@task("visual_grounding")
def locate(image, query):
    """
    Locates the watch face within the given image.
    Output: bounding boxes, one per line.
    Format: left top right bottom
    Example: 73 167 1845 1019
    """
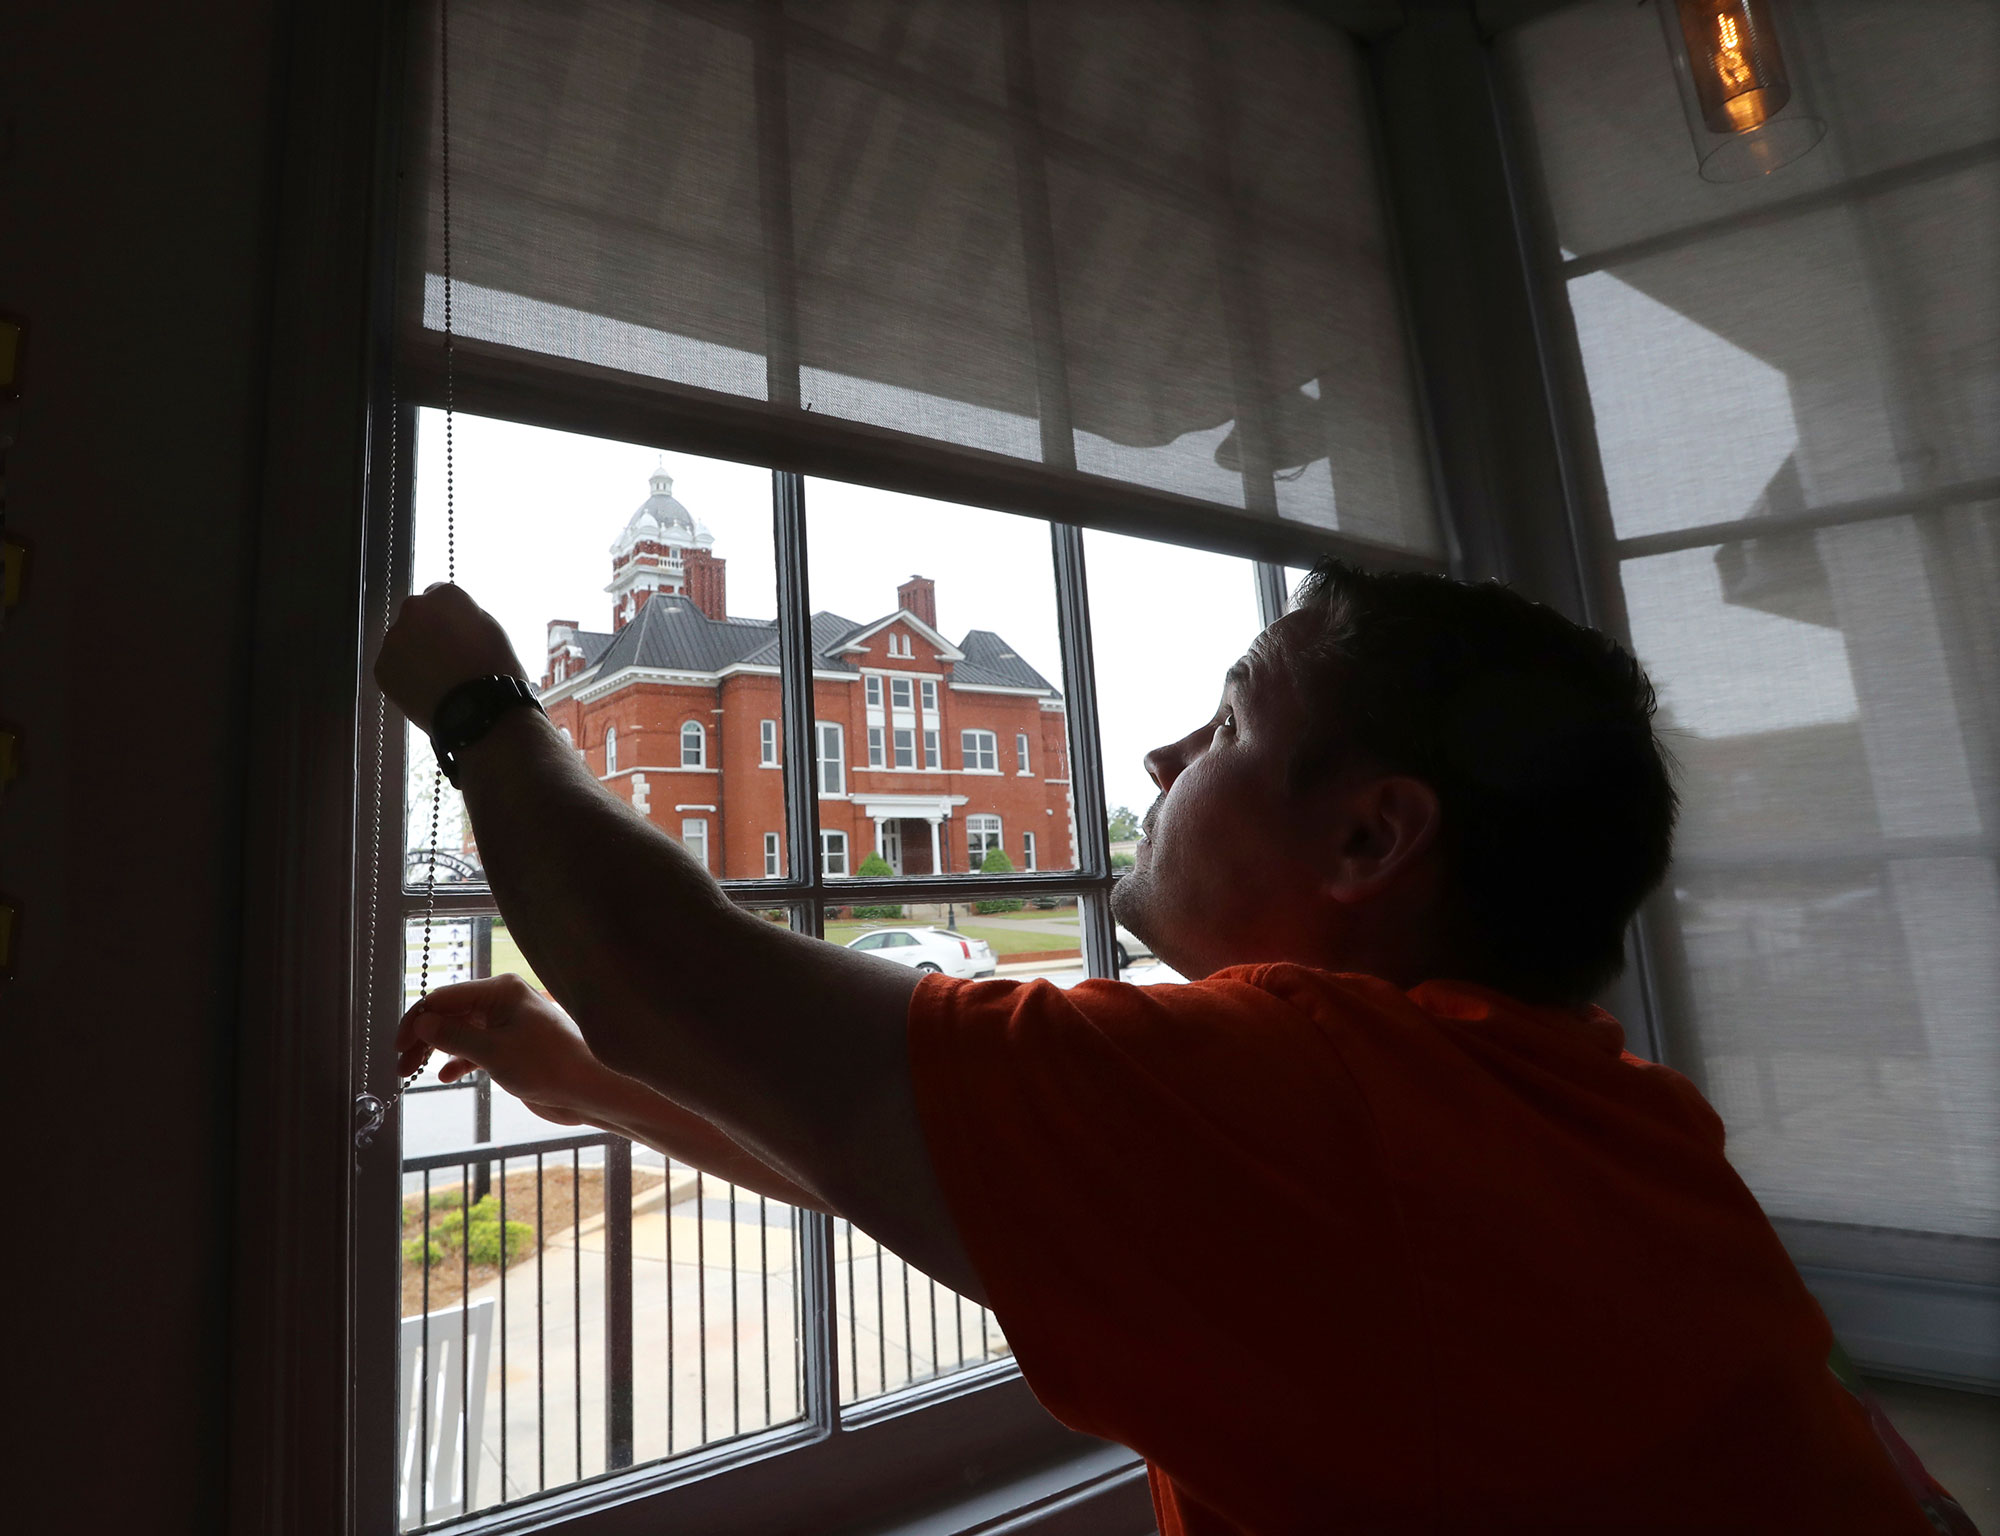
434 676 504 744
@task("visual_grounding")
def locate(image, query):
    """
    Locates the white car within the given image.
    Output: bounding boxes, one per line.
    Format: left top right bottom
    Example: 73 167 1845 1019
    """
1113 924 1154 969
846 926 997 979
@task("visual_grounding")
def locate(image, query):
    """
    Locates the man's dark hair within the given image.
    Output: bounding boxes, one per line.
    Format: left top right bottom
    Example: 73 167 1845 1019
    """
1288 559 1677 1007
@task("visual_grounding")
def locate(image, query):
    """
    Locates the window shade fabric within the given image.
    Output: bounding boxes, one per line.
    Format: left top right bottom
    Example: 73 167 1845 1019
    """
402 0 1439 558
1501 2 1998 1278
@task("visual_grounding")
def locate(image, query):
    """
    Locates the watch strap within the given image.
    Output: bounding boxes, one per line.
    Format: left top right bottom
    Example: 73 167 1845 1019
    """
430 674 545 786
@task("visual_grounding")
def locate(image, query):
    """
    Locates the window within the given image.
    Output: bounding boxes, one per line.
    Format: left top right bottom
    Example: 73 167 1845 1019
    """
865 675 882 709
760 718 778 766
359 0 1446 1502
1023 831 1036 871
604 725 617 774
819 829 849 877
890 677 913 711
966 815 1002 865
867 725 884 768
960 729 997 772
558 725 573 747
1016 732 1031 773
816 722 844 796
893 728 916 769
681 817 708 870
680 720 705 768
763 831 780 877
1494 5 1998 1381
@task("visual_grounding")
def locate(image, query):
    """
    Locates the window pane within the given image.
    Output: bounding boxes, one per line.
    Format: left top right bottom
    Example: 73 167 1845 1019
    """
1085 530 1263 874
411 411 784 882
807 478 1076 875
396 909 807 1524
814 897 1095 1405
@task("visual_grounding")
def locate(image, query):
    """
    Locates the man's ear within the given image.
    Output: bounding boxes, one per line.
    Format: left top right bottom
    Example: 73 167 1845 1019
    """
1323 774 1442 903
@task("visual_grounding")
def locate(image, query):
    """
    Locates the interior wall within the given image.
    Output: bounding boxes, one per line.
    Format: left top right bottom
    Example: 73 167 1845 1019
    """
1 2 282 1526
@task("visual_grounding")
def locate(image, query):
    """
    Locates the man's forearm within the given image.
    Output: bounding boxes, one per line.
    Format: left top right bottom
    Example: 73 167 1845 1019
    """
451 707 916 1211
582 1070 830 1212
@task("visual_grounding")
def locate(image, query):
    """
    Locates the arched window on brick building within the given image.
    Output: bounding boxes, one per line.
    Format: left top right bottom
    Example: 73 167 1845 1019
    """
604 725 617 774
681 721 705 768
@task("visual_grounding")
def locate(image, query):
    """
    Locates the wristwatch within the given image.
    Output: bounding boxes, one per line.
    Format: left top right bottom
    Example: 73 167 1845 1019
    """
430 674 546 786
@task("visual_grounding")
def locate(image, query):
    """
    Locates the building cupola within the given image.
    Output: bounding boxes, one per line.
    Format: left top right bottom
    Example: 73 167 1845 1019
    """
606 459 716 630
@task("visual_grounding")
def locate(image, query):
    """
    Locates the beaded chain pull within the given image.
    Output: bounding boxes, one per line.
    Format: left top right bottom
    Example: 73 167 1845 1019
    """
357 0 458 1149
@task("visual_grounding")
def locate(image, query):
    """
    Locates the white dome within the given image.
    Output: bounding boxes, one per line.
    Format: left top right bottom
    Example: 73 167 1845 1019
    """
610 466 714 558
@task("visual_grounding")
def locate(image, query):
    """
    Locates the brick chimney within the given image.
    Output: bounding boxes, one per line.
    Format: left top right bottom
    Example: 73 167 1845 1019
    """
897 574 936 630
683 547 728 622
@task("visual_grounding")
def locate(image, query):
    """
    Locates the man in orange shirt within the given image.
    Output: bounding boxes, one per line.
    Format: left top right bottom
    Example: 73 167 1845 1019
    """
381 561 1967 1534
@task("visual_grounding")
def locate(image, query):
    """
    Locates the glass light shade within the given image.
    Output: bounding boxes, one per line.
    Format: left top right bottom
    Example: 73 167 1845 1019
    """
1660 0 1826 182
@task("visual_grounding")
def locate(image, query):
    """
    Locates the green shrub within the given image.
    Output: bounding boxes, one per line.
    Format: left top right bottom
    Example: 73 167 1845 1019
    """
973 847 1023 913
403 1235 444 1269
407 1194 535 1269
427 1189 465 1211
1110 851 1135 870
851 852 904 918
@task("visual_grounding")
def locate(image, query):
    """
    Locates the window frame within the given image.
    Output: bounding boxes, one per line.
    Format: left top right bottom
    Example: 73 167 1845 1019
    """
604 724 618 775
763 831 781 877
1016 731 1031 774
892 726 916 769
283 8 1474 1536
819 828 850 877
816 721 845 797
680 720 706 768
966 814 1003 865
759 718 778 766
960 729 998 773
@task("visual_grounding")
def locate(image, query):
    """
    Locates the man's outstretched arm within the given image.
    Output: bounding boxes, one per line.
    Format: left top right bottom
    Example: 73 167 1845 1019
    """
377 584 985 1303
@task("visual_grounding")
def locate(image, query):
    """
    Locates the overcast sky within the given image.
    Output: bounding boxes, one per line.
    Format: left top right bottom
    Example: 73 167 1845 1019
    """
412 410 1268 821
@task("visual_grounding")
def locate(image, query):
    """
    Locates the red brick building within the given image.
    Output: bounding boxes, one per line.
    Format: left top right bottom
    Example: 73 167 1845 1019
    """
538 467 1075 881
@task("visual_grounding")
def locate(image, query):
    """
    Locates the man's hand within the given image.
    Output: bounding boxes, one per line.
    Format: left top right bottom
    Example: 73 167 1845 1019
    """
397 974 837 1211
397 975 616 1129
376 582 528 732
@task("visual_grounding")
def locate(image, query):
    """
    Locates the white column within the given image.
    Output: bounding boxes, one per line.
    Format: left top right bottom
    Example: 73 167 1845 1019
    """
927 816 942 873
873 817 887 856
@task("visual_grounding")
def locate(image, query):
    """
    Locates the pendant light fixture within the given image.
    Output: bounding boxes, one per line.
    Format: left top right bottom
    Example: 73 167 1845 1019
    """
1659 0 1826 182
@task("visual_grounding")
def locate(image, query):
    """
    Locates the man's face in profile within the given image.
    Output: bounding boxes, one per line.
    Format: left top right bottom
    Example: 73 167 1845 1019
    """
1112 612 1337 979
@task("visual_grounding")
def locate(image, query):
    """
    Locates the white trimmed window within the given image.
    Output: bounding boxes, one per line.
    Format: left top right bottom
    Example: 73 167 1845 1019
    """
1016 732 1031 773
890 677 913 711
763 831 780 877
816 722 845 796
604 725 617 774
1023 831 1036 870
681 817 708 870
760 718 778 765
681 721 705 768
921 679 938 712
864 675 882 709
961 729 997 772
819 829 849 876
893 728 916 769
966 814 1002 864
558 725 573 747
867 725 884 767
924 728 940 769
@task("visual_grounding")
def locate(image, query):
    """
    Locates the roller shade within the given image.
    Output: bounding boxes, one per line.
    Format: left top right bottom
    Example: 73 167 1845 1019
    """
400 0 1440 558
1501 0 1999 1284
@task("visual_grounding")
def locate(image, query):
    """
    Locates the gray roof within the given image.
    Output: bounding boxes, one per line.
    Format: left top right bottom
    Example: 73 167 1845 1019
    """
954 629 1058 693
561 601 1056 697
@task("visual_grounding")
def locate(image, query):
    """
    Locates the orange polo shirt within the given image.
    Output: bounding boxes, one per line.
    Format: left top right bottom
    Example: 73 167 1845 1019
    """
906 967 1939 1535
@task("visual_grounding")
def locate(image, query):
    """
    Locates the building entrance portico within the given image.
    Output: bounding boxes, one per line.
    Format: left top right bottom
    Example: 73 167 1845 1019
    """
856 794 967 876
